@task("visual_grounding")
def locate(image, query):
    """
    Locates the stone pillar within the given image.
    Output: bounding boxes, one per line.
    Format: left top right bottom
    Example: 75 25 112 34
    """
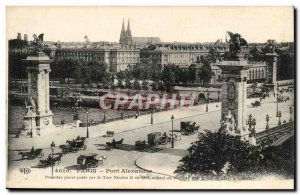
22 53 55 136
265 52 278 91
217 59 251 133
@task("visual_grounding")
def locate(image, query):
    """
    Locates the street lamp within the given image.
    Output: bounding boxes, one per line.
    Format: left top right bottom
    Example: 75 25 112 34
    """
206 89 210 112
289 107 293 122
151 106 154 124
50 141 55 176
278 110 282 126
86 110 89 138
266 114 270 130
276 83 279 117
103 109 106 124
171 115 175 148
30 112 33 138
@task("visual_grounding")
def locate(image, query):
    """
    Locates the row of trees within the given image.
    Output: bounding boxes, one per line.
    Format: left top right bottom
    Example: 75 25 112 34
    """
51 59 111 87
115 48 218 91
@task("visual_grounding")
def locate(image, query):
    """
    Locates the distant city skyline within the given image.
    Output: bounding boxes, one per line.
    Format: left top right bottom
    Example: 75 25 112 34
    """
7 6 294 43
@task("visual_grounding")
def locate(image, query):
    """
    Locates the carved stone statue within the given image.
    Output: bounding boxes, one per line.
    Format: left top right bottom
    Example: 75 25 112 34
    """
30 33 44 55
219 110 236 134
25 97 37 115
225 31 248 60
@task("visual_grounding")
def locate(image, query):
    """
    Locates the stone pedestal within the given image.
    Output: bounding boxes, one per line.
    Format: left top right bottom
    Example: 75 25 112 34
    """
22 52 55 135
75 120 82 128
20 112 38 137
217 59 251 135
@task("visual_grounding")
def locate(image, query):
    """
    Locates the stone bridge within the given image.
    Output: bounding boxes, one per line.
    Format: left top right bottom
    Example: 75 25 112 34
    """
255 122 294 146
174 86 221 103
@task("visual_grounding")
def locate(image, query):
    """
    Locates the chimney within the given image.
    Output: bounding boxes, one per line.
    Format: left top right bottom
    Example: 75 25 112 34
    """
17 33 22 40
24 34 28 42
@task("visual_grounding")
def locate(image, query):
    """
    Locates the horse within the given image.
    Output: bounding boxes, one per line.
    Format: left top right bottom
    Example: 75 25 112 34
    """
114 138 124 149
18 151 31 161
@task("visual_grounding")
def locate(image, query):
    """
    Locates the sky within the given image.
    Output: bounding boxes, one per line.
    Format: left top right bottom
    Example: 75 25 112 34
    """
6 6 294 43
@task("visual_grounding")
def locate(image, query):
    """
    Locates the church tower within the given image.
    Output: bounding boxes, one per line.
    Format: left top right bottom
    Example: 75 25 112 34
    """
119 19 126 45
119 19 132 45
126 19 132 45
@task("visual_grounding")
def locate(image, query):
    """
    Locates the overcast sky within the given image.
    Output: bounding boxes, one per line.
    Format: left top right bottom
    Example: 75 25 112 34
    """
6 6 294 43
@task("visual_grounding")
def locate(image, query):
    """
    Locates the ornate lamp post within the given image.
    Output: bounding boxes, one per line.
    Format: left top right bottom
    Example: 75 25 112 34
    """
252 118 256 134
30 112 33 138
206 89 210 112
266 114 270 130
276 83 279 117
278 110 282 125
103 110 106 124
217 90 221 101
171 115 175 148
151 105 154 124
50 141 55 176
86 110 89 138
289 107 293 122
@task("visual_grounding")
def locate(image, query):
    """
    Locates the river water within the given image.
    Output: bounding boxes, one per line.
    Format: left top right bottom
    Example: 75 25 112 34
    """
8 104 135 134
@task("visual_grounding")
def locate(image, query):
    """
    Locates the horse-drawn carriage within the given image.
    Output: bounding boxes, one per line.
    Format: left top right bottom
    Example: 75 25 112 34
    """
38 153 63 168
77 153 106 169
147 132 162 146
19 149 44 161
180 121 199 135
106 131 115 137
147 132 172 147
106 138 124 150
135 140 146 150
60 137 87 154
251 100 261 107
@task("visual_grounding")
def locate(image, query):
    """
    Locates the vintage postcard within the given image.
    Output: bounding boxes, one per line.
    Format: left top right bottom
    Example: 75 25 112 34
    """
6 6 295 189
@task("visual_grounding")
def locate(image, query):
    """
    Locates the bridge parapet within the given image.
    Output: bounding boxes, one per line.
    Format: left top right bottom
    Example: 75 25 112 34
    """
255 122 294 146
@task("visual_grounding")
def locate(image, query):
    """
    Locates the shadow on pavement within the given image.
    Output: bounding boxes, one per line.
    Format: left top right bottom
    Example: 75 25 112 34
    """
65 165 80 170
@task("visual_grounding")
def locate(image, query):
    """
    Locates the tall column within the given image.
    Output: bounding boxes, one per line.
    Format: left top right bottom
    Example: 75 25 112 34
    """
265 52 278 91
22 54 54 136
45 70 50 112
217 59 250 133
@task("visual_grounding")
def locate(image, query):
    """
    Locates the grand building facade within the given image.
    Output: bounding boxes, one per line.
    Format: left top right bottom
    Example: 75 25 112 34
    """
53 45 140 72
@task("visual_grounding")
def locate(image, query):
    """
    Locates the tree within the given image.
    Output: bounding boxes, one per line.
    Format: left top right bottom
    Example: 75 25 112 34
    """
9 52 28 79
133 79 141 90
175 130 294 179
142 80 149 90
246 46 264 62
188 64 197 83
175 131 255 175
198 56 212 84
162 65 176 91
125 78 132 89
51 58 84 84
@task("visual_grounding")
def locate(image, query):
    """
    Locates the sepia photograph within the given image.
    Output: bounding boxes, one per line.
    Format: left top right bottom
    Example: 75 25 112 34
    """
5 6 295 189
